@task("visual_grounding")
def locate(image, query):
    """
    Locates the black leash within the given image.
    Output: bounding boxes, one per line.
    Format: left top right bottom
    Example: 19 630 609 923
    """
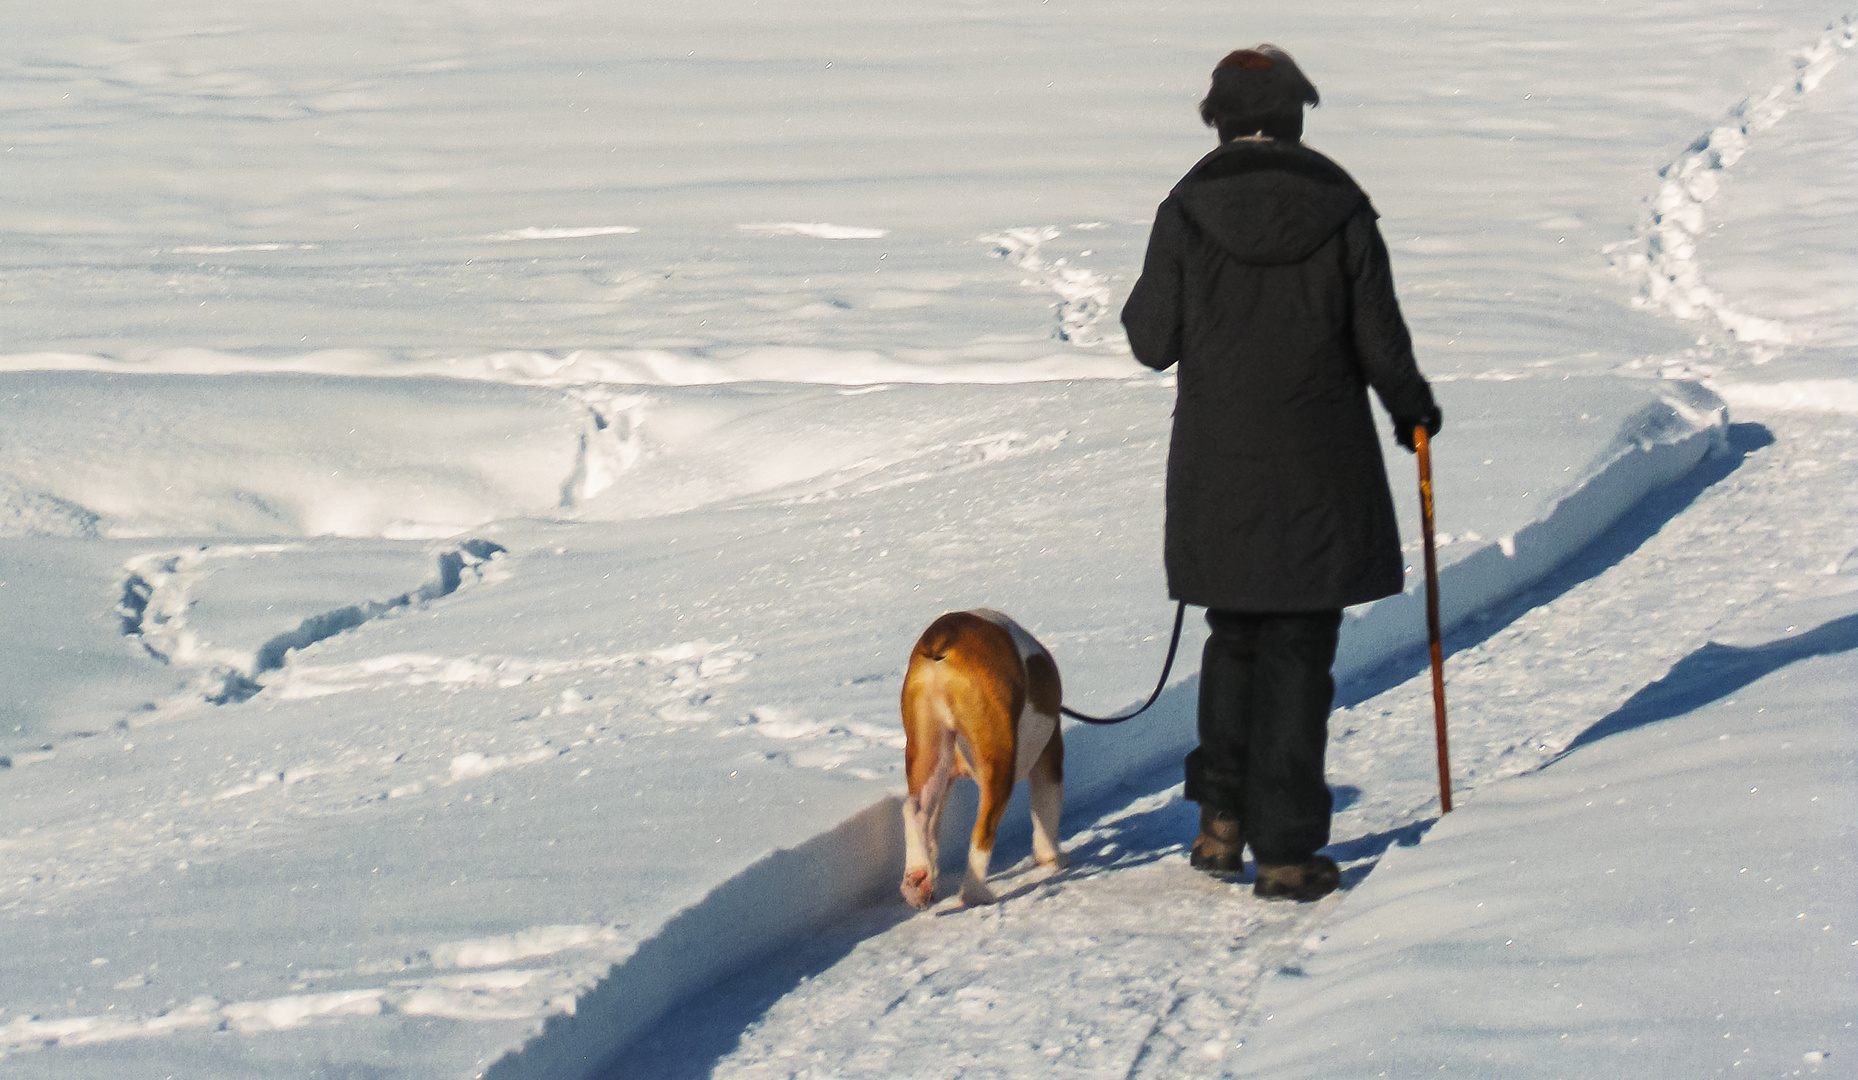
1059 600 1188 725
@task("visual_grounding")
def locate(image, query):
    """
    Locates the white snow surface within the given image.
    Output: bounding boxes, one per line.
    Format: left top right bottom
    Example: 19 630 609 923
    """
1235 584 1857 1079
1 1 1854 1078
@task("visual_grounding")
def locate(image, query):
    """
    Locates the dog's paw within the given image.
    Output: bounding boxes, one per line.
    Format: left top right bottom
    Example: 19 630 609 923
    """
900 867 935 910
1036 849 1069 871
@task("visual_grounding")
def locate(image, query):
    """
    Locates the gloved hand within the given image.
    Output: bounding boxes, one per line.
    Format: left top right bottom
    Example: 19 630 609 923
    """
1394 406 1442 452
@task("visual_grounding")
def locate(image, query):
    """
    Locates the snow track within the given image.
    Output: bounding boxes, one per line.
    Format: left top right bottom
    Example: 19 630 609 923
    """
982 227 1117 347
1609 13 1857 362
119 539 505 706
608 406 1855 1080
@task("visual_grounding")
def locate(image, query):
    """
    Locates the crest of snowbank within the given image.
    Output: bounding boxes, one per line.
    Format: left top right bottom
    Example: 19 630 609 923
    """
0 374 1126 540
0 924 632 1053
1710 377 1858 414
0 345 1142 387
737 222 889 239
484 226 640 241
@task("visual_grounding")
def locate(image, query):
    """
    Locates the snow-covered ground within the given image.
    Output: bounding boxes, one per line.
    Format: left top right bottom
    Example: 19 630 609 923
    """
1 2 1853 1078
0 375 1725 1079
1239 546 1856 1079
625 402 1851 1080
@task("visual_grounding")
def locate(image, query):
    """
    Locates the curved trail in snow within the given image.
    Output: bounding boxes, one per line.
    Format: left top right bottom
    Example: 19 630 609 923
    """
1609 14 1856 364
617 405 1855 1080
607 25 1858 1079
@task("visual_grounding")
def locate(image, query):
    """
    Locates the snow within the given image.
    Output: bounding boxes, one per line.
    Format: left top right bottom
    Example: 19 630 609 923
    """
1237 591 1857 1079
0 376 1726 1079
613 399 1857 1080
1608 17 1857 358
1 0 1854 1078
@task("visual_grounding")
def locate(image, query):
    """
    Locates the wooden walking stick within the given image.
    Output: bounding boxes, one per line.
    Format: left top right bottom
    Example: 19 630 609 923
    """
1414 425 1453 813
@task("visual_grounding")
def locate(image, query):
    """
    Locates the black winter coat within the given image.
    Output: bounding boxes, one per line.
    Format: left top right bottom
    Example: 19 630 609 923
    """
1122 139 1437 612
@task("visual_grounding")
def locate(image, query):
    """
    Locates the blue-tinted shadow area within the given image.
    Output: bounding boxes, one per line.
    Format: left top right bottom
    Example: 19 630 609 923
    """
1553 610 1858 760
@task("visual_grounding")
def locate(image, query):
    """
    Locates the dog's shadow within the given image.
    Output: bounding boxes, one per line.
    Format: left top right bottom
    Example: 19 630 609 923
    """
924 860 1070 914
928 789 1208 912
938 748 1210 908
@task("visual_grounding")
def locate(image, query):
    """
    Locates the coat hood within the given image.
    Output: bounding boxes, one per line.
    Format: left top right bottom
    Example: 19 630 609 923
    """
1170 141 1370 265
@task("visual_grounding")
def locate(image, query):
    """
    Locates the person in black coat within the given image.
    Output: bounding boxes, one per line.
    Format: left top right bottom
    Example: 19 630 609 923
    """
1121 45 1440 902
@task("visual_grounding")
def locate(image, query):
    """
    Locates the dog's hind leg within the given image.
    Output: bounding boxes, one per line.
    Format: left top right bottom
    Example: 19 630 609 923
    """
1029 725 1065 869
901 722 954 911
960 745 1014 907
1023 649 1065 869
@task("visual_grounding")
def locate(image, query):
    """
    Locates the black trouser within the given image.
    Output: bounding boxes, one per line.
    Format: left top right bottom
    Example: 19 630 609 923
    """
1183 608 1343 866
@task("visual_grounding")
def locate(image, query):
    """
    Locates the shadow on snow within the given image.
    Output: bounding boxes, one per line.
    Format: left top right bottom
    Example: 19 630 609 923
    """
1552 608 1858 760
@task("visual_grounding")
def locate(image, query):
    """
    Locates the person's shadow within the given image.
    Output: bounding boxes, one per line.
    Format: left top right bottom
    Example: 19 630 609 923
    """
1552 610 1858 760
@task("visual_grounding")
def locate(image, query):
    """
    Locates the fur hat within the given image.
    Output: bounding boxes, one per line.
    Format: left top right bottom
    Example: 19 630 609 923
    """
1198 45 1320 133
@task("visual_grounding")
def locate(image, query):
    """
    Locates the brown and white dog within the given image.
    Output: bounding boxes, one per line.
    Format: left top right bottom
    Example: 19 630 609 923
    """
899 609 1065 909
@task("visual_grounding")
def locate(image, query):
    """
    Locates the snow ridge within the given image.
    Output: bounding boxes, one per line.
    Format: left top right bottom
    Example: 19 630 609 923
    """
1333 384 1725 683
737 222 890 240
0 923 634 1055
0 473 100 539
1608 14 1857 363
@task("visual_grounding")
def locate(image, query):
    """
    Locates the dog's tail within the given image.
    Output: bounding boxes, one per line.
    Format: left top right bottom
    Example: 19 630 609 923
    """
913 612 969 663
903 613 1027 739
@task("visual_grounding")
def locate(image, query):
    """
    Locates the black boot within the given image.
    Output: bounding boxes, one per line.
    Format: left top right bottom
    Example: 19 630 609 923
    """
1189 807 1245 874
1253 855 1340 902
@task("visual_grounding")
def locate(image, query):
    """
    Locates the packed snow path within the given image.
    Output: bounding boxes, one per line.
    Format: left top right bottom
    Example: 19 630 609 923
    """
616 403 1854 1080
